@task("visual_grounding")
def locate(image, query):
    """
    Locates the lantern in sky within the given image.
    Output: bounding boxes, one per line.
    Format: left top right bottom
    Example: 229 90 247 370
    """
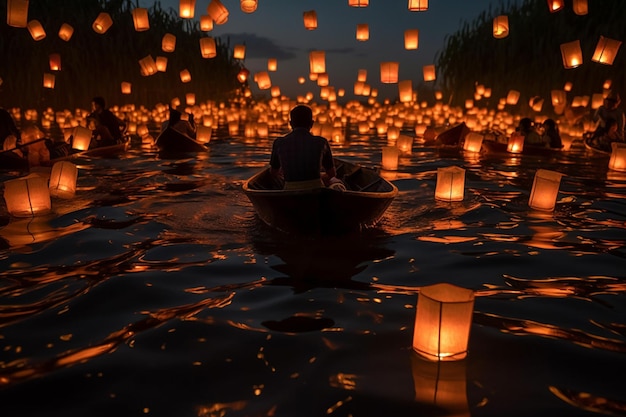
186 93 196 106
7 0 29 28
267 58 277 71
200 15 213 31
200 37 217 58
179 0 195 18
92 12 113 34
413 283 475 361
237 68 249 83
43 73 55 89
349 0 369 6
132 8 150 31
121 82 132 94
463 132 484 153
49 161 78 199
240 0 258 13
138 55 157 76
506 89 520 105
380 62 399 83
162 33 176 52
233 44 246 59
180 69 191 83
529 169 563 211
49 53 61 71
256 71 271 90
398 80 413 103
356 23 369 41
58 23 73 41
155 56 168 72
423 64 436 82
608 143 626 172
547 0 564 12
591 36 622 65
3 175 52 217
382 146 400 170
408 0 428 11
560 40 583 69
303 10 317 30
493 15 509 38
435 166 465 202
573 0 588 15
27 20 46 40
309 50 326 74
207 0 229 24
404 29 419 50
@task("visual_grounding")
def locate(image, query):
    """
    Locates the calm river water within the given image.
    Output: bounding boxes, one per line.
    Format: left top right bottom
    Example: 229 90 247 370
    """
0 118 625 417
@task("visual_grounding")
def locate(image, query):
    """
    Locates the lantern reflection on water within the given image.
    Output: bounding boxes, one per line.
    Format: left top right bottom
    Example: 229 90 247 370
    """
49 161 78 199
435 166 465 202
132 7 150 31
3 175 52 217
529 169 563 211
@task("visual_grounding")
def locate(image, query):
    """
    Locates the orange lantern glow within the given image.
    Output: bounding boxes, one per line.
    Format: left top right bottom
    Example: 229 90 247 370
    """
404 29 419 50
267 58 277 71
49 53 61 71
592 36 622 65
382 146 400 170
547 0 564 12
463 132 484 153
380 62 399 83
411 354 470 414
396 134 413 154
507 131 524 153
179 0 195 18
27 19 46 40
43 73 55 89
270 86 281 97
185 93 196 106
236 68 249 83
303 10 317 30
240 0 258 13
349 0 369 6
58 23 74 41
132 7 150 31
233 44 246 59
560 40 583 69
608 143 626 171
200 37 217 58
317 73 329 87
529 169 563 211
413 283 475 361
398 80 413 103
356 23 369 41
591 93 604 110
121 82 132 94
357 69 367 82
72 126 92 151
49 161 78 199
200 15 213 31
506 89 520 105
207 0 229 24
493 15 509 38
309 50 326 74
435 166 465 202
179 69 192 83
155 56 168 72
3 175 51 217
92 12 113 34
256 71 271 90
162 33 176 52
138 55 157 76
573 0 588 15
408 0 428 11
423 64 436 82
196 126 212 144
7 0 29 27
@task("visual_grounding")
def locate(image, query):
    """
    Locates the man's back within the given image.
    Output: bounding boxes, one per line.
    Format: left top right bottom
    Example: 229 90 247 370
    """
270 128 333 182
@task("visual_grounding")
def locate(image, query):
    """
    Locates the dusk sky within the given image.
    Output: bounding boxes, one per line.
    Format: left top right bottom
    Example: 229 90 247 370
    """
139 0 522 100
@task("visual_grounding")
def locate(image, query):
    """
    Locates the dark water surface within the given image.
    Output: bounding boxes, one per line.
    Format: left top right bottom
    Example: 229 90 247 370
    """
1 125 625 417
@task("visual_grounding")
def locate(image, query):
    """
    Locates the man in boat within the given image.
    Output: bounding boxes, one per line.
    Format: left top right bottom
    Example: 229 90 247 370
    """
270 104 338 190
87 96 126 147
160 107 197 139
592 92 625 142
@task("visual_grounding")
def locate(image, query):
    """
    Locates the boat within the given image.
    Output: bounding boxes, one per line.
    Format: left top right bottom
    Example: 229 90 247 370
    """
436 122 470 147
242 158 398 235
155 127 207 153
481 139 562 157
583 134 612 156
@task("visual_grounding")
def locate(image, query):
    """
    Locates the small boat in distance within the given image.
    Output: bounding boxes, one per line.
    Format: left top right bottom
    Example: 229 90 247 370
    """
155 127 207 153
243 158 398 235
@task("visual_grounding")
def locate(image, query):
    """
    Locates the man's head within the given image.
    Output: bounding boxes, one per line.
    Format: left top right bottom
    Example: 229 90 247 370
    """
606 92 621 109
92 96 105 112
289 105 314 129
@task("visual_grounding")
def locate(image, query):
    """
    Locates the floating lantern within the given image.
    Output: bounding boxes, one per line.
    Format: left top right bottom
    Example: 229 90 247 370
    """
132 8 150 31
199 37 217 58
356 23 369 41
121 82 132 94
413 283 475 361
349 0 369 6
138 55 157 76
196 126 212 144
72 126 92 151
547 0 564 12
155 56 168 72
162 33 176 52
493 15 509 38
423 65 436 82
507 131 524 153
608 143 626 171
228 121 239 136
4 175 51 217
435 166 465 202
185 93 196 106
463 132 484 153
236 68 249 83
380 62 399 83
317 73 329 87
573 0 588 15
27 20 46 40
58 23 74 41
529 169 563 211
592 36 622 65
49 53 61 71
357 69 367 82
240 0 257 13
408 0 428 11
396 134 413 154
7 0 29 27
303 10 317 30
257 123 269 138
404 29 419 50
179 0 195 18
563 81 573 92
200 15 213 31
207 0 229 24
551 90 566 108
398 80 413 103
530 96 544 112
43 73 55 89
382 146 400 170
591 93 604 109
256 71 271 90
309 50 326 74
560 40 583 69
271 86 281 97
92 12 113 34
49 161 78 199
506 90 520 105
411 354 470 414
179 69 192 83
267 58 277 71
233 44 246 59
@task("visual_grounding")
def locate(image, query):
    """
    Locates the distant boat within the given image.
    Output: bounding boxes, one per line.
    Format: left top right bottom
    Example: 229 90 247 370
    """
155 127 206 153
243 158 398 235
482 139 562 157
436 122 470 147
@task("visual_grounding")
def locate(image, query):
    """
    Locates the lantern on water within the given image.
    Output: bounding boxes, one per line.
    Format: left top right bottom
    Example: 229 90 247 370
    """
573 0 588 15
349 0 369 6
506 90 520 105
92 12 113 34
121 82 132 95
608 143 626 171
529 169 563 211
309 51 326 74
200 37 217 58
162 33 176 52
413 283 475 361
547 0 564 12
397 135 413 154
240 0 257 13
463 132 483 153
592 36 622 65
380 62 399 84
207 0 229 24
4 176 51 217
435 166 465 202
58 23 74 41
49 161 78 199
132 8 150 31
356 23 369 41
267 58 277 71
423 65 436 82
155 56 168 72
49 53 61 71
408 0 428 11
303 10 317 30
200 15 213 31
7 0 29 27
382 146 400 171
196 126 212 144
233 44 246 59
493 15 509 38
27 20 46 40
507 131 524 153
72 126 92 151
43 73 55 89
560 40 583 69
256 71 271 90
138 55 157 76
404 29 419 50
179 0 195 18
398 80 413 103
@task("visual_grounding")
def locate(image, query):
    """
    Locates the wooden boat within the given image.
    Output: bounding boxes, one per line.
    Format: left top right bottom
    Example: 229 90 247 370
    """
155 127 207 153
481 139 562 157
583 135 611 156
436 122 470 147
243 158 398 235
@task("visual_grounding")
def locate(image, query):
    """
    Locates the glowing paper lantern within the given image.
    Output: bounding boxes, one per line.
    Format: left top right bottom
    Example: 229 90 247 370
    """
138 55 157 76
179 0 195 18
162 33 176 52
560 40 583 69
49 161 78 199
356 23 369 41
349 0 369 6
608 143 626 171
404 29 419 50
58 23 74 41
237 68 249 83
196 126 212 144
396 134 413 154
529 169 563 211
309 50 326 74
563 81 573 92
179 69 192 83
200 15 213 31
398 80 413 103
43 73 55 89
591 36 622 65
240 0 258 13
207 0 229 24
233 44 246 59
199 37 217 58
27 20 46 40
267 58 277 71
155 56 168 72
49 53 61 71
72 126 92 151
303 10 317 30
3 175 51 217
380 62 399 84
493 15 509 38
413 283 475 361
256 71 271 90
7 0 29 27
506 90 520 105
423 65 436 82
547 0 564 12
382 146 400 170
121 82 132 94
317 73 329 87
573 0 588 15
408 0 428 11
132 8 150 31
463 132 484 153
186 93 196 106
92 12 113 34
507 131 524 153
435 166 465 202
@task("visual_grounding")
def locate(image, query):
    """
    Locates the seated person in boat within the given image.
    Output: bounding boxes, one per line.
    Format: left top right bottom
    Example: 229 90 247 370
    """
588 117 621 153
20 124 50 168
518 117 548 147
270 104 339 190
593 92 625 142
87 96 126 147
541 118 563 149
160 107 197 139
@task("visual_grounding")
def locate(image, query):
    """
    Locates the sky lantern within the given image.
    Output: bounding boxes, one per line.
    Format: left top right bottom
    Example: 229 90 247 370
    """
560 40 583 68
27 20 46 40
404 29 419 50
240 0 258 13
547 0 564 12
138 55 157 76
132 8 150 31
608 143 626 171
493 15 509 38
573 0 588 15
349 0 369 6
121 82 132 94
506 89 520 105
199 37 217 58
49 53 61 71
297 76 306 84
317 72 329 86
3 175 51 218
591 36 622 65
423 64 436 82
58 23 74 41
200 15 213 31
408 0 428 11
303 10 317 30
309 50 326 74
207 0 229 25
357 69 367 82
267 58 277 71
49 161 78 199
529 169 563 211
380 62 399 83
42 73 55 89
186 93 196 106
435 166 465 202
237 68 249 83
256 71 271 90
7 0 29 27
92 12 113 34
356 23 369 41
398 80 413 103
155 56 168 72
162 33 176 52
179 0 195 18
233 44 246 59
